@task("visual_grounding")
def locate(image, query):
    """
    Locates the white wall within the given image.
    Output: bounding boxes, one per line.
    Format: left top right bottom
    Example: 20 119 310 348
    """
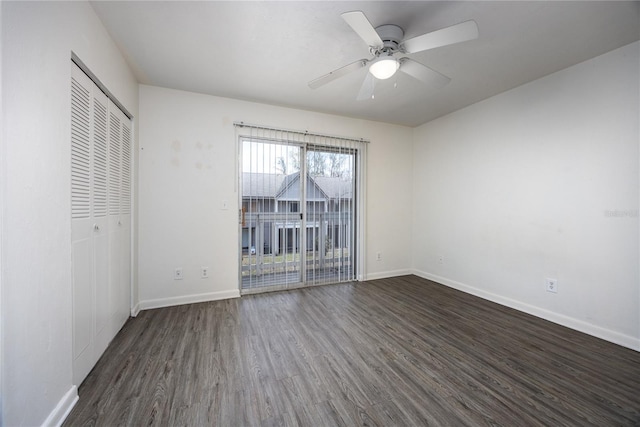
137 85 413 308
1 2 138 425
412 42 639 350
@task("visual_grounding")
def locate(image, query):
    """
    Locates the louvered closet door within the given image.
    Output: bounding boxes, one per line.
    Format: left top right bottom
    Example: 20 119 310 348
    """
92 85 111 361
107 102 131 337
71 62 132 386
118 114 132 330
71 64 95 385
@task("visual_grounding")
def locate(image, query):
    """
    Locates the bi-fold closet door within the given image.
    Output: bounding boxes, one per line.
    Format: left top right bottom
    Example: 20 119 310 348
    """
71 62 131 386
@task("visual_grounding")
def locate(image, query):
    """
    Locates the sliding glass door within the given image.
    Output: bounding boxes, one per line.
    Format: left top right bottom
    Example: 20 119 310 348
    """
241 140 304 291
304 145 355 286
239 133 360 294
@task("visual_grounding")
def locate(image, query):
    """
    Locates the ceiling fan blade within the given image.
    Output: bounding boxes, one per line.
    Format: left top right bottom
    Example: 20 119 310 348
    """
401 20 479 54
308 59 368 89
399 58 451 89
356 72 376 101
341 11 384 48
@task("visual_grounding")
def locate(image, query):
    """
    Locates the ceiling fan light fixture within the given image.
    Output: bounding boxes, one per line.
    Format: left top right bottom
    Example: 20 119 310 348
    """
369 55 399 80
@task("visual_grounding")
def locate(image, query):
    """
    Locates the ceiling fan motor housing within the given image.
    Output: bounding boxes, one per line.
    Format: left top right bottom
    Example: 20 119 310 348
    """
375 24 404 52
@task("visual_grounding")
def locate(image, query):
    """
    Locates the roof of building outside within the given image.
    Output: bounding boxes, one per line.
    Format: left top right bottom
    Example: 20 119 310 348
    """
242 172 352 200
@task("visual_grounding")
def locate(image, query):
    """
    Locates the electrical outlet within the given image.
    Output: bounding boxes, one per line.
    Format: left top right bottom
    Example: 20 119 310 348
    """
545 278 557 293
376 252 382 261
174 268 183 280
201 267 209 278
438 255 444 265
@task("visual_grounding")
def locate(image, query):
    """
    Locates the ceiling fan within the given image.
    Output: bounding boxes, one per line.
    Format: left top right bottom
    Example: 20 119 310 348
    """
308 11 479 100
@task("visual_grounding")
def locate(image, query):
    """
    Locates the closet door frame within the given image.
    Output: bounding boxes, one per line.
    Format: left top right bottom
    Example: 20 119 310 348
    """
70 59 133 386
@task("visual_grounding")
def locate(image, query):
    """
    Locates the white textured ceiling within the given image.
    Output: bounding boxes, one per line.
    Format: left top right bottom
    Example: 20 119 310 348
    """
91 1 640 127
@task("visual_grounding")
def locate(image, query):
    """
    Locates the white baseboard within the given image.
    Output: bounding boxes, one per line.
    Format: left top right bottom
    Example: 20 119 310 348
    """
366 269 412 281
412 270 640 352
41 385 78 427
130 302 141 317
139 289 240 311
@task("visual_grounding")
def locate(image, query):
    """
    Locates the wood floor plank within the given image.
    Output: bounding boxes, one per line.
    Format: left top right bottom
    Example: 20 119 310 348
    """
64 276 640 426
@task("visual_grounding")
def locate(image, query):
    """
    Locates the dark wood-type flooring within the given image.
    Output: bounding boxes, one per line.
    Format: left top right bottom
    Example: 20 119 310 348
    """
64 275 640 426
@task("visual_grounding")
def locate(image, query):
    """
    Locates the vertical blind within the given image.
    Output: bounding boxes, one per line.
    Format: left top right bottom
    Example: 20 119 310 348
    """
235 123 368 294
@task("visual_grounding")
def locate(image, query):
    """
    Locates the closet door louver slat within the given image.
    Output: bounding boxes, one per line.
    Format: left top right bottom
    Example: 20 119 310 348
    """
93 98 108 218
121 124 131 215
108 111 121 217
71 77 91 220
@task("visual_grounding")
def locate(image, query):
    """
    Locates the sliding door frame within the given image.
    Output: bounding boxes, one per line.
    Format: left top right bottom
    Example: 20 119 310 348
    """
236 125 367 295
